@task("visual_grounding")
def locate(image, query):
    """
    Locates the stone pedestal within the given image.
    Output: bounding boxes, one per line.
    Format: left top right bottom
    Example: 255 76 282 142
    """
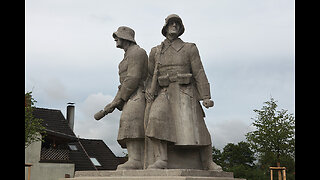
59 169 245 180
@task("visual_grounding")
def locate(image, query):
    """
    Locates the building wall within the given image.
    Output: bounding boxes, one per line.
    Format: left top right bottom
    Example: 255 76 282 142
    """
25 137 42 164
25 163 74 180
25 137 75 180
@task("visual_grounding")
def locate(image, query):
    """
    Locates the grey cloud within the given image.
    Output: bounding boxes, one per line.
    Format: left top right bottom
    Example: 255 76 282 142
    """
209 119 255 150
74 93 124 156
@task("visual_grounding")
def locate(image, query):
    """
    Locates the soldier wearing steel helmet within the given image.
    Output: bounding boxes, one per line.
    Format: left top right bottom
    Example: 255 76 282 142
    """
145 14 222 171
97 26 148 170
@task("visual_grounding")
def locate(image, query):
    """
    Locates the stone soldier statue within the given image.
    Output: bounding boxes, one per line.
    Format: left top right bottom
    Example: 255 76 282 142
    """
145 14 222 171
95 26 148 170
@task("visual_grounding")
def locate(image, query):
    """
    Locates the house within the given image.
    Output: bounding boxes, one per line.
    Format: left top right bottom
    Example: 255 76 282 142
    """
25 103 124 180
68 138 122 171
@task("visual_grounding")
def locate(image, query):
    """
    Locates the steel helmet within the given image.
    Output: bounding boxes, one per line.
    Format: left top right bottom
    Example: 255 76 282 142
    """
161 14 185 37
112 26 136 44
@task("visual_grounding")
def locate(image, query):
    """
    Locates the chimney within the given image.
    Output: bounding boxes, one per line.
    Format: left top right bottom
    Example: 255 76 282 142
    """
66 102 75 131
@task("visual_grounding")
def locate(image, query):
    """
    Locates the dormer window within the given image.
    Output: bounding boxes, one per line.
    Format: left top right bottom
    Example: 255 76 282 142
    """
89 157 101 166
68 144 78 151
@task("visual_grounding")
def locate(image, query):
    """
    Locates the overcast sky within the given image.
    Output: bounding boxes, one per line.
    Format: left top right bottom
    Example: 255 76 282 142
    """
25 0 294 156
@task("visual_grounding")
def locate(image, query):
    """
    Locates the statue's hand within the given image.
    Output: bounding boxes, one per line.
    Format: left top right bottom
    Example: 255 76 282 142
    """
104 103 115 114
202 99 214 109
104 98 124 114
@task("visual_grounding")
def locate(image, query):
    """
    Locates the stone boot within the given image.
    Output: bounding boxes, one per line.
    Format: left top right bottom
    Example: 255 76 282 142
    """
147 159 167 169
117 159 142 170
117 140 143 170
204 160 222 171
147 139 167 169
200 145 222 171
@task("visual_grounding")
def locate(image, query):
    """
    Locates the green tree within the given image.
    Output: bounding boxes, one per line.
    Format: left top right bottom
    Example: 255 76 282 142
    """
219 141 257 180
227 164 268 180
246 97 295 171
212 146 222 166
221 141 255 169
25 92 46 148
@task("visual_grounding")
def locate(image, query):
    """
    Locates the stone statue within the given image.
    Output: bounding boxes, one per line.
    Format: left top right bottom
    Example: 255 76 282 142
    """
144 14 222 171
94 26 148 170
94 15 223 172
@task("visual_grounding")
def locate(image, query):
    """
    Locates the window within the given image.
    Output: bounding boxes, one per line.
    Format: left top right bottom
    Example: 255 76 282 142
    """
68 144 78 151
90 157 101 166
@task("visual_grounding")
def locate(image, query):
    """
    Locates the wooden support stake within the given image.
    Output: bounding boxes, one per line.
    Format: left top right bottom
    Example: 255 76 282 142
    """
277 162 281 180
269 166 286 180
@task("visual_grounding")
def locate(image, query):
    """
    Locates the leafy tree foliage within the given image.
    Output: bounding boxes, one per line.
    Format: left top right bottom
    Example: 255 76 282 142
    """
25 92 45 148
221 141 255 168
245 97 295 165
212 146 222 165
227 164 268 180
214 142 262 180
212 97 295 180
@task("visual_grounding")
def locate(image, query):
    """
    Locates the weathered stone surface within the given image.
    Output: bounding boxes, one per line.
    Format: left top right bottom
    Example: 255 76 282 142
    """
59 169 240 180
60 177 235 180
92 14 226 172
94 26 148 170
74 169 233 177
143 14 221 170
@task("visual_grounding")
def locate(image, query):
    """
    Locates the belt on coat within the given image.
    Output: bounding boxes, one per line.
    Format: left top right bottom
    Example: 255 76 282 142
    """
158 73 192 87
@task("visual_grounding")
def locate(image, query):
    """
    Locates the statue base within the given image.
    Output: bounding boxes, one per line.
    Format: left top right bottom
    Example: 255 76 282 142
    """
59 169 245 180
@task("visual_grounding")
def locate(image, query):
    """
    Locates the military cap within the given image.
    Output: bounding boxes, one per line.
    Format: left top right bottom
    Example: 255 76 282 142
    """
161 14 185 37
112 26 136 44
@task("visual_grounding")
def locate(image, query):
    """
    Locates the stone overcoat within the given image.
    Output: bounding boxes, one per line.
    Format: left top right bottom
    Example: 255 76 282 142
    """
145 38 212 146
115 44 148 148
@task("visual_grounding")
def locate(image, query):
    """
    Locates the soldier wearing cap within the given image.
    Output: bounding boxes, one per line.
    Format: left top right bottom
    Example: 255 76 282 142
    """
101 26 148 170
145 14 222 171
